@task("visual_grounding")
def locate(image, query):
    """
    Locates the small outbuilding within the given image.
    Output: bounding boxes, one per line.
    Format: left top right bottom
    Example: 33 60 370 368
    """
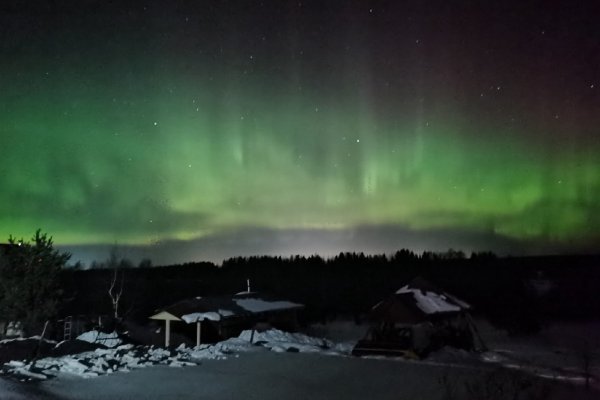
149 290 303 347
353 277 485 357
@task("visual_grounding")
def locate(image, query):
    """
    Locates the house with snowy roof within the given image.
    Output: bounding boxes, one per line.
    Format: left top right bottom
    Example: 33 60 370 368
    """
353 277 485 357
149 286 303 347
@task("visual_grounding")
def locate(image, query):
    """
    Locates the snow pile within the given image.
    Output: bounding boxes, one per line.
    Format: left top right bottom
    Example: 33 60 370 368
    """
180 329 353 357
77 330 122 348
237 329 353 355
0 344 209 382
0 329 351 382
178 343 236 361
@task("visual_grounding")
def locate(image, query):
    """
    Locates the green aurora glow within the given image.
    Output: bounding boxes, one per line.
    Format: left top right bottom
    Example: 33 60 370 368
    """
0 2 598 262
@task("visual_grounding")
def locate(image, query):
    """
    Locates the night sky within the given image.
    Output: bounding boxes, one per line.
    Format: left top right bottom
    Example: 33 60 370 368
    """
1 1 599 265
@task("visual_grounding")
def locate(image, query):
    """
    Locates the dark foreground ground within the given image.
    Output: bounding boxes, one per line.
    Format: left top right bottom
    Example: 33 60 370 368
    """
1 350 597 400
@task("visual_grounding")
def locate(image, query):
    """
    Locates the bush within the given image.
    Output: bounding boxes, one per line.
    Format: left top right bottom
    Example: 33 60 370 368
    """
0 230 70 336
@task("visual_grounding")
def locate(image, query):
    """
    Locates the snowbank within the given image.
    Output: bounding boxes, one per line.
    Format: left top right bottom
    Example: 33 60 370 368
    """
1 344 201 381
4 328 592 391
1 329 352 382
237 329 354 355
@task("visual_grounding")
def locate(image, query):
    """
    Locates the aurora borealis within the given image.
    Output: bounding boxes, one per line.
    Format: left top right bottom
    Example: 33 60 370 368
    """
1 1 599 264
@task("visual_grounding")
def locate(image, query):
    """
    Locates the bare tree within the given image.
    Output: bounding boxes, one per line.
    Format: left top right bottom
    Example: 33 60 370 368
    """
106 247 125 319
108 267 124 319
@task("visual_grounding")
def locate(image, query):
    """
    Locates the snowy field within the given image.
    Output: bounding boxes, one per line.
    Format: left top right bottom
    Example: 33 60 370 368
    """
2 349 596 400
476 319 600 383
0 322 598 400
3 351 473 400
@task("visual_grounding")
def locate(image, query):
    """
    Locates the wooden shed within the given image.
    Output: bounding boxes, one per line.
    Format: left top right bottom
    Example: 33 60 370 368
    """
149 291 303 347
353 277 485 357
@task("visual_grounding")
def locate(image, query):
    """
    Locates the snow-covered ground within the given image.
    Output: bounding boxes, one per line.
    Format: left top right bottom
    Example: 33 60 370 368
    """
0 329 352 383
0 323 597 399
476 319 600 386
308 317 599 385
32 352 466 400
33 351 600 400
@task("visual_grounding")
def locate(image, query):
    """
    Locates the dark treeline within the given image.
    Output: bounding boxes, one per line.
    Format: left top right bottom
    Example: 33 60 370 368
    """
59 251 600 334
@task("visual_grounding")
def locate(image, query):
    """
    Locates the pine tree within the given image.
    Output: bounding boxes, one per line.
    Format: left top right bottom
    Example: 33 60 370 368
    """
0 230 70 336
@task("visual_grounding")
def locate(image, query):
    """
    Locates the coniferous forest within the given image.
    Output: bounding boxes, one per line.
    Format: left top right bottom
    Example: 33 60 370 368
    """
59 251 600 335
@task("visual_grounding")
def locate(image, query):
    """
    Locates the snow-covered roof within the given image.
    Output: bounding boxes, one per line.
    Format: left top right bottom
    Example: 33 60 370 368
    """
371 277 470 324
396 286 462 314
181 309 235 323
153 293 303 324
395 278 470 315
233 298 302 313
